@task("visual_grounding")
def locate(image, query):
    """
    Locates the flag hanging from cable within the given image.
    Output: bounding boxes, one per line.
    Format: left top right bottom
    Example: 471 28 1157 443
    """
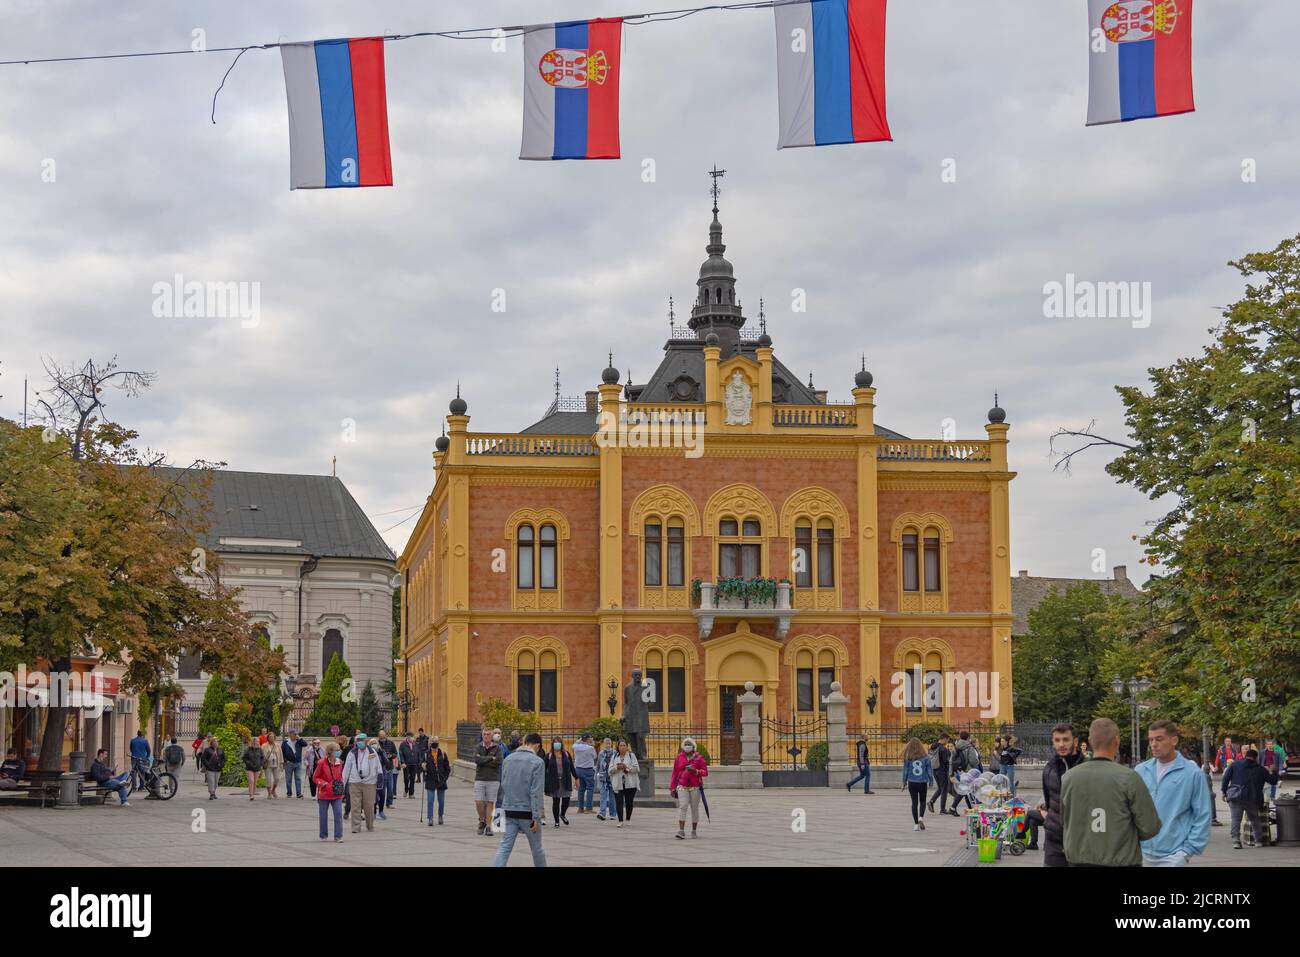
774 0 890 149
1087 0 1194 126
521 18 622 160
280 38 393 189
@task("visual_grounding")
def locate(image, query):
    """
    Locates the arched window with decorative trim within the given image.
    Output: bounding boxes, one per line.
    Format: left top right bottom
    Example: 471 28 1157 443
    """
628 486 700 609
506 636 570 717
505 509 571 610
704 484 776 581
892 637 955 721
890 512 954 613
780 487 851 611
784 634 850 716
633 634 699 723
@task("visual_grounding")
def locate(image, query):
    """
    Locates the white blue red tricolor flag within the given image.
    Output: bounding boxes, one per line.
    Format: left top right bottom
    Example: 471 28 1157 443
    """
1087 0 1194 125
280 38 393 189
521 19 622 160
773 0 890 149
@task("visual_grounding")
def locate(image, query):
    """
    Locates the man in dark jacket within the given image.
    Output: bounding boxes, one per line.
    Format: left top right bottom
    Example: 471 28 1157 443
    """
473 729 502 836
414 729 430 784
846 736 873 794
399 732 419 797
90 749 132 806
1035 722 1084 866
1222 749 1278 849
928 735 952 814
422 736 452 825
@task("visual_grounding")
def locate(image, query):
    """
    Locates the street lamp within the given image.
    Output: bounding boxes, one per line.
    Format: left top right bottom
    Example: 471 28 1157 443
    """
1112 676 1152 766
606 678 618 717
866 677 879 715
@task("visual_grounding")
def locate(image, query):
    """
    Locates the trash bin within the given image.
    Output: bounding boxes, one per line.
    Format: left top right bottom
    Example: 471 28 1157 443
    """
68 751 86 774
1275 795 1300 847
55 772 81 808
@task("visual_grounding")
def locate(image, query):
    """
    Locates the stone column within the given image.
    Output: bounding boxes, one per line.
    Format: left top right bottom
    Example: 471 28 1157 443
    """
738 681 764 789
824 681 852 789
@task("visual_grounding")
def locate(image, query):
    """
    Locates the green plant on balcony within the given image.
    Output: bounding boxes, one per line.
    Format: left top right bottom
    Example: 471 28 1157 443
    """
690 578 703 605
746 576 779 605
715 576 748 602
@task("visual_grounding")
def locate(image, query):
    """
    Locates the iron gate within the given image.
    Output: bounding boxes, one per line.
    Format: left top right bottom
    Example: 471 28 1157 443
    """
760 713 828 787
283 688 318 734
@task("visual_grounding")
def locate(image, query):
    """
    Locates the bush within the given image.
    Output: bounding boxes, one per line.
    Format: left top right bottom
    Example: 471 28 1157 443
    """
359 681 381 734
302 653 361 736
478 697 538 735
898 721 957 746
805 741 829 771
198 675 229 736
579 716 625 743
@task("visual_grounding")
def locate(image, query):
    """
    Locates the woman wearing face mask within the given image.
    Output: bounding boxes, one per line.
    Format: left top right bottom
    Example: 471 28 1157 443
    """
596 736 615 821
607 738 640 828
544 737 576 827
313 741 345 842
670 737 709 839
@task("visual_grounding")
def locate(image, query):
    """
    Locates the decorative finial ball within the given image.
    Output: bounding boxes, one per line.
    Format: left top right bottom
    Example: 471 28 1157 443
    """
743 680 755 693
704 332 720 346
434 434 450 452
601 364 621 385
449 395 467 415
855 367 874 388
988 403 1006 424
757 332 772 347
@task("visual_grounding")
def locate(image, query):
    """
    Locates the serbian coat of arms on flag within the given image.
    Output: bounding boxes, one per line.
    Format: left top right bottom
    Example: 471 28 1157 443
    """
1087 0 1194 125
521 19 622 160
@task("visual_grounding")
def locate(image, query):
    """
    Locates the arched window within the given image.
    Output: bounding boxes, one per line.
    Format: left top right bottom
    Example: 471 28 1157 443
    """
634 634 698 723
903 650 945 717
715 286 723 304
629 486 700 610
507 636 569 716
516 525 534 589
321 628 344 671
539 524 557 589
643 518 686 589
794 647 837 713
718 516 762 579
506 509 570 610
891 513 953 613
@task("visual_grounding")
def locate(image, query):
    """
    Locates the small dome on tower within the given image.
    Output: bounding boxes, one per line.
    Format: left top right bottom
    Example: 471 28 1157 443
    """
602 351 620 384
704 331 720 346
988 393 1006 424
449 384 467 415
757 332 772 347
435 433 450 452
855 356 873 388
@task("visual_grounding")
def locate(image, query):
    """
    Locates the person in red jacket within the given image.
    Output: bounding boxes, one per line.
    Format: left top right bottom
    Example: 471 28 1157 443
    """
313 741 346 843
670 738 709 840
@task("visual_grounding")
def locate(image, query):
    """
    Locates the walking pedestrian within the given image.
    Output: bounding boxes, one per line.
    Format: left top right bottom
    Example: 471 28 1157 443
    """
473 728 502 836
1262 738 1286 803
493 733 547 867
423 735 451 826
998 735 1022 795
303 738 323 798
607 738 639 828
949 732 980 813
263 732 282 799
927 734 951 814
399 732 418 798
313 741 346 842
129 729 151 792
670 737 709 839
1214 736 1239 773
162 736 185 785
544 737 576 827
199 735 225 800
240 736 264 801
1221 748 1278 850
1030 722 1084 865
596 737 615 821
1060 718 1161 867
846 734 872 794
573 733 597 813
377 730 399 807
343 732 382 834
414 728 430 785
191 733 205 772
901 736 935 831
373 737 393 820
282 731 305 799
1135 720 1211 866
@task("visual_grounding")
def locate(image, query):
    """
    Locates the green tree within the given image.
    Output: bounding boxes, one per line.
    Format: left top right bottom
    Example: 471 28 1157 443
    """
1012 581 1129 726
359 680 381 733
302 652 360 736
1052 234 1300 739
197 676 229 736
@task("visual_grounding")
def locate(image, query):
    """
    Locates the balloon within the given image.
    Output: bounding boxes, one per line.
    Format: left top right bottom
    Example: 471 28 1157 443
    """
991 773 1010 790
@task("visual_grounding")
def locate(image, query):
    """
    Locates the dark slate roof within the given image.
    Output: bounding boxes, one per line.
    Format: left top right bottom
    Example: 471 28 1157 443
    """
1010 569 1141 636
521 410 600 435
156 467 395 562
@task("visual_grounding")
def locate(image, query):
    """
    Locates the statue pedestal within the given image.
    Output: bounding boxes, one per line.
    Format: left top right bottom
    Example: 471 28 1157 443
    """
634 757 676 808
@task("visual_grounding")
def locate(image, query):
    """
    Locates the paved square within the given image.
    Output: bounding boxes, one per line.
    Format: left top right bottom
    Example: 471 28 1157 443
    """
2 766 1294 867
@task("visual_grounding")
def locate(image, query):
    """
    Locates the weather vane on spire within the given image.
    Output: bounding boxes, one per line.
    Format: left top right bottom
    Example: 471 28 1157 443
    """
709 164 726 214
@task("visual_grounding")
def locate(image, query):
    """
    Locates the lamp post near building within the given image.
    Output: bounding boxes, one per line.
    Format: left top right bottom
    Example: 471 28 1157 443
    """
1112 676 1151 766
606 678 618 717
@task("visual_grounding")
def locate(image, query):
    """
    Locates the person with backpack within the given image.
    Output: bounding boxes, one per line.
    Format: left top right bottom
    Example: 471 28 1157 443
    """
240 736 264 801
901 737 936 831
845 735 873 794
948 732 980 814
313 741 346 842
998 736 1022 795
343 733 382 834
927 734 951 814
1221 748 1278 850
199 735 225 800
162 737 186 786
596 737 615 821
423 735 451 826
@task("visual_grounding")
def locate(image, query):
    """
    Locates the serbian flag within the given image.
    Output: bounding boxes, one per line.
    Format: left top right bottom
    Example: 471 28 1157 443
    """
1087 0 1194 125
774 0 890 149
280 38 393 189
521 19 622 160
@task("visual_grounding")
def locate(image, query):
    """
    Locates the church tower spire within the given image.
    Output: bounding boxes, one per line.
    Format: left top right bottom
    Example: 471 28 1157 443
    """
689 165 746 356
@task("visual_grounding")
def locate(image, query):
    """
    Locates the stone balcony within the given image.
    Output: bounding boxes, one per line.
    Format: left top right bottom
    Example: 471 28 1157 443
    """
692 580 794 640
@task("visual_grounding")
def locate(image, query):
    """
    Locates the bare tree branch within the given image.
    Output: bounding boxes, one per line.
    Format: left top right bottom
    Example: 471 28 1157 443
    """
1048 419 1140 474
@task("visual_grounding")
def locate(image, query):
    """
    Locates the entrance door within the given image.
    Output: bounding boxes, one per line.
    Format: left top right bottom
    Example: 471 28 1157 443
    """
718 684 759 765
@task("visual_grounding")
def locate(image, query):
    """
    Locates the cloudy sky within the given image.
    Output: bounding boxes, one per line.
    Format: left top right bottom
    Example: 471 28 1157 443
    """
2 1 1297 583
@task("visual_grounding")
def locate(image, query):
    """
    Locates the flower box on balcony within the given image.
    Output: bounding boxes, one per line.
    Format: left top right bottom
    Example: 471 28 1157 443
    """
691 579 795 639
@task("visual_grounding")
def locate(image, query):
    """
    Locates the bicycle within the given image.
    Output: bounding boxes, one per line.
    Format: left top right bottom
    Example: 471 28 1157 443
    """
130 760 177 801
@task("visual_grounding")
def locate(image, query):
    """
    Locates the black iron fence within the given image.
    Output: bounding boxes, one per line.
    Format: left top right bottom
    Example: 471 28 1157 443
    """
843 721 1062 765
453 721 720 766
761 714 828 770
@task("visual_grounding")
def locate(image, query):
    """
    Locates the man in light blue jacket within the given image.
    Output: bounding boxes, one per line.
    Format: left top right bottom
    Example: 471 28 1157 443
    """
493 732 547 867
1135 720 1211 866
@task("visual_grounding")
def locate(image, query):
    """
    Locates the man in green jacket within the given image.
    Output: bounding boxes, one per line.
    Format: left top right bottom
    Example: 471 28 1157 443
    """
1061 717 1162 866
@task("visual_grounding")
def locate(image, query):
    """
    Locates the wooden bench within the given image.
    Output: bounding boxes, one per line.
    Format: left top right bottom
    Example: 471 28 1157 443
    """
0 780 61 807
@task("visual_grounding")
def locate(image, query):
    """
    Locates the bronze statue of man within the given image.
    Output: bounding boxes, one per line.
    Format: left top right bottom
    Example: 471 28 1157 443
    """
622 667 651 760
